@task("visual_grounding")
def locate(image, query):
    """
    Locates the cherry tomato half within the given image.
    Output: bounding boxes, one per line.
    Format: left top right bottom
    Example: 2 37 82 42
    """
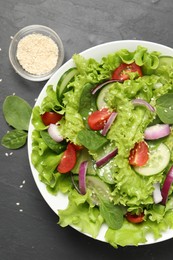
129 141 149 167
125 212 144 224
88 108 112 131
57 143 77 174
41 112 62 126
112 62 142 81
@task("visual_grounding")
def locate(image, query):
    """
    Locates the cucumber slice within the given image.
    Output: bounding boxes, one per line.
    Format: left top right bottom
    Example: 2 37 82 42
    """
71 149 96 175
86 176 112 205
155 56 173 76
96 83 114 110
158 56 173 67
134 143 170 176
56 67 78 101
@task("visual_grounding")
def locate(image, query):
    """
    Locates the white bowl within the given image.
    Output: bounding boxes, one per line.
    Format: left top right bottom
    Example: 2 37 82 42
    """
28 40 173 246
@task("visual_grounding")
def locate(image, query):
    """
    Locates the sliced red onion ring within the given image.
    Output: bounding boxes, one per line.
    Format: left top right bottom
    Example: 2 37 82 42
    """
48 124 63 142
144 124 171 140
91 79 123 95
132 99 155 112
79 161 88 195
101 112 118 136
153 182 163 204
96 148 118 167
161 165 173 205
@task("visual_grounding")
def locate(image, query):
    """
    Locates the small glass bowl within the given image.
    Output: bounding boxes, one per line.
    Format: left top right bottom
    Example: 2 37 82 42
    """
9 25 64 81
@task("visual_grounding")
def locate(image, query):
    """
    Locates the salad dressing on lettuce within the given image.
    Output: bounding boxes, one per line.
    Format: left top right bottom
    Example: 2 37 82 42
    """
31 46 173 248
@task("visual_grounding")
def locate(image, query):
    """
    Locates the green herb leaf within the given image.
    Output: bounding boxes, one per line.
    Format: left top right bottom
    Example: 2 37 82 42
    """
156 93 173 124
3 95 32 130
77 129 108 151
78 83 97 119
99 199 124 230
40 130 67 154
1 130 27 149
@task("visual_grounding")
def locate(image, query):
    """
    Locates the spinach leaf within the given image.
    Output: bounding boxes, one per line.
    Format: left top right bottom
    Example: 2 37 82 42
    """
40 130 67 154
78 83 97 119
77 129 108 151
3 95 32 130
1 130 27 149
156 93 173 124
99 199 124 230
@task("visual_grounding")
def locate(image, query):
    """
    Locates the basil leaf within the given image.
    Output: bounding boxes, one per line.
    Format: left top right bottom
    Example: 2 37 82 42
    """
3 95 32 130
40 130 67 154
99 199 124 230
1 130 27 149
78 83 97 119
156 93 173 124
77 129 108 151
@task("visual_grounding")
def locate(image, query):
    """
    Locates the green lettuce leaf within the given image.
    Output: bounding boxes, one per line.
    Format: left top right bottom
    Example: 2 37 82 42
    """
105 219 148 248
58 189 103 238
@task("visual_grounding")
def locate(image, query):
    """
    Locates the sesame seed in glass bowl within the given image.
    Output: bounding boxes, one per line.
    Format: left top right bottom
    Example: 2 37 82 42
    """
9 25 64 81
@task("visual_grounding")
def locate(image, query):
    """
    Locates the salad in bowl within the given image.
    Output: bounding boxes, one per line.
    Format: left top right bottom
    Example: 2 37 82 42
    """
28 40 173 248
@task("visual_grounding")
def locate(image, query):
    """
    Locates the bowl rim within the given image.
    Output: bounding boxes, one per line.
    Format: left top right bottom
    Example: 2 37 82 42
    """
9 24 64 81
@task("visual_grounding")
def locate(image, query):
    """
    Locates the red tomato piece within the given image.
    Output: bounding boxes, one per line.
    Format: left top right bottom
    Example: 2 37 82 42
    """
57 143 77 174
129 141 149 167
125 212 144 224
41 112 62 126
112 62 142 81
88 108 112 131
71 144 84 151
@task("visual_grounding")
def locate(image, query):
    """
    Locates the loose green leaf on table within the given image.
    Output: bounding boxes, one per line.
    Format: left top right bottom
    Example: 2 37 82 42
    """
1 130 28 149
3 95 32 130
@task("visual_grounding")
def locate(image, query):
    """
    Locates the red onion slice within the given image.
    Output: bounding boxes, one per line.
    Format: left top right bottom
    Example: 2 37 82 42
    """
132 99 155 112
153 182 163 204
79 161 88 195
91 79 123 94
48 124 63 142
144 124 171 140
101 112 118 136
161 165 173 205
96 148 118 167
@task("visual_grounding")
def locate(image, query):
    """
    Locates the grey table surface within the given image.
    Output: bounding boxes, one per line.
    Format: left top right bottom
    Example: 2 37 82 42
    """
1 0 173 259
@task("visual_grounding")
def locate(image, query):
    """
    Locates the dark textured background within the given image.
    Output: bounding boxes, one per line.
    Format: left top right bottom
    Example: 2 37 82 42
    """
1 0 173 259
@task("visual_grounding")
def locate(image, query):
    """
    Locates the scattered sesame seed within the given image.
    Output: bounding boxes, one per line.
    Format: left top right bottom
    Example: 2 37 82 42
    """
9 152 13 156
19 209 23 212
164 109 168 113
22 180 26 184
0 48 1 51
19 185 23 188
10 36 14 39
12 93 16 96
0 79 2 82
5 153 9 157
16 202 20 206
